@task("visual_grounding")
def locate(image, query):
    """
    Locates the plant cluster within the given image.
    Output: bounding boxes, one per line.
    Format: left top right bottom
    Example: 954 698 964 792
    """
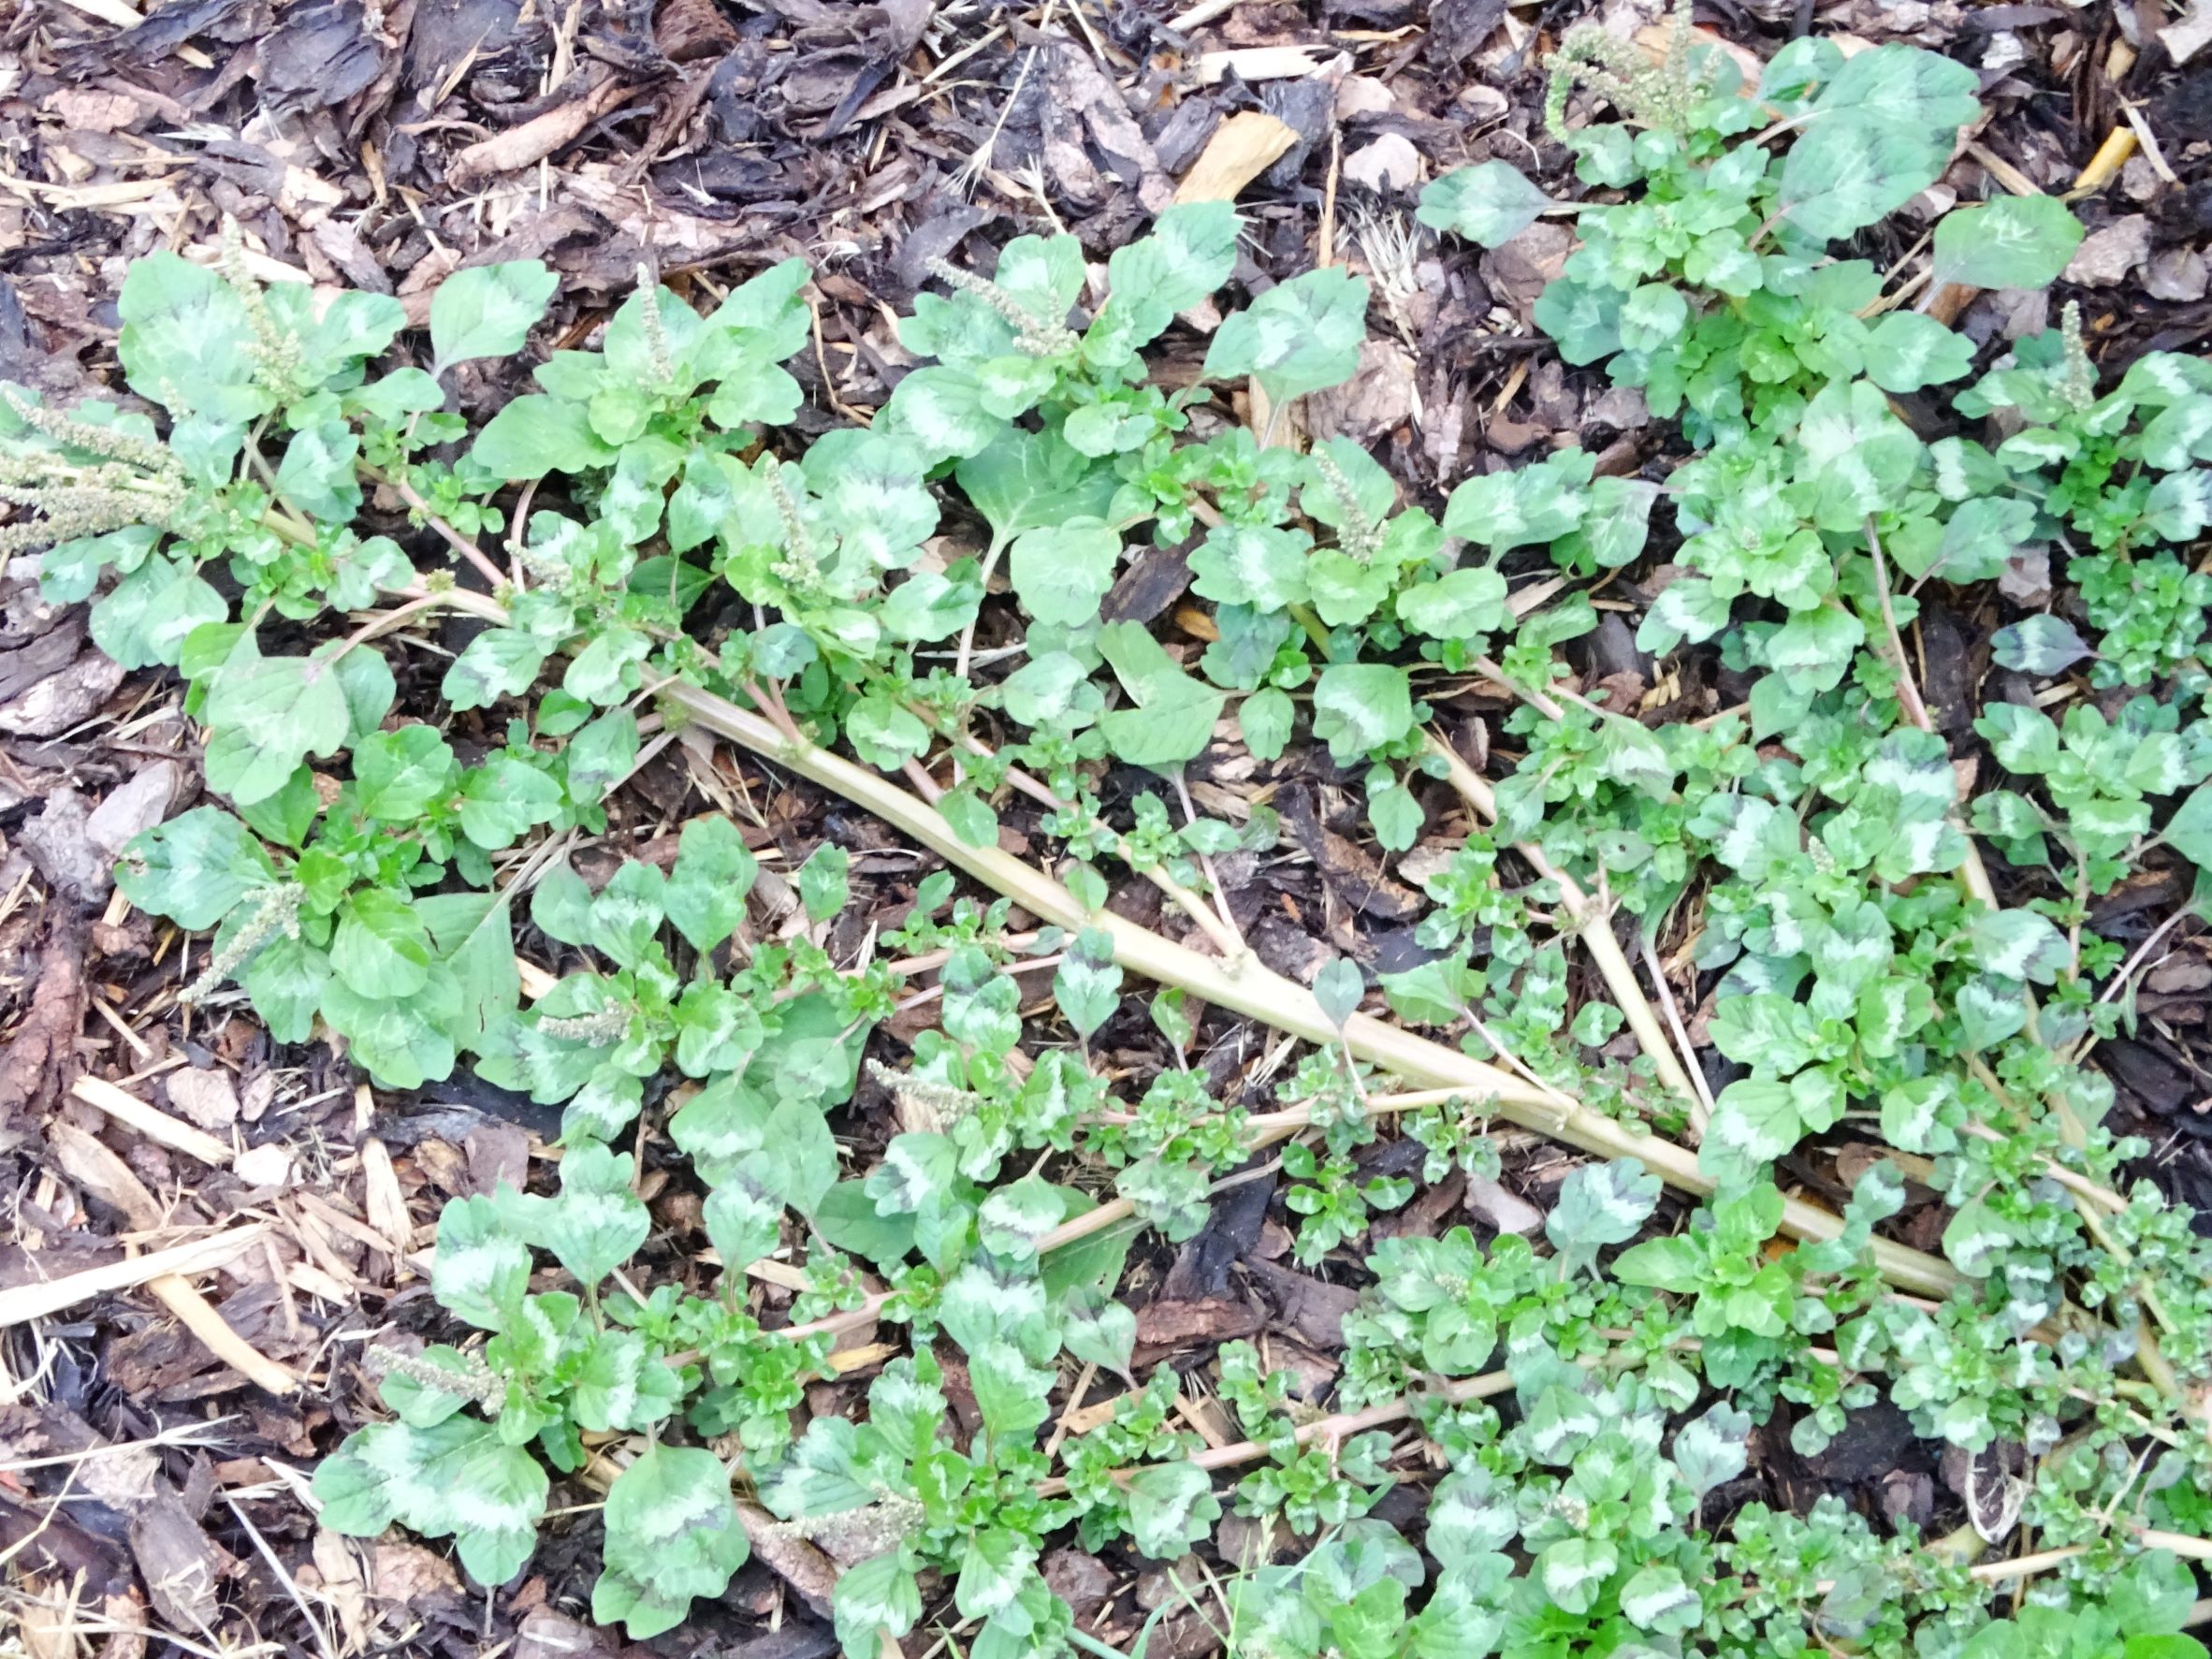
14 10 2212 1655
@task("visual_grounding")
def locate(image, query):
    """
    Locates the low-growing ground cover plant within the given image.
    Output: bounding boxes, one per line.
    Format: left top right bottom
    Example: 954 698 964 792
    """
10 8 2212 1654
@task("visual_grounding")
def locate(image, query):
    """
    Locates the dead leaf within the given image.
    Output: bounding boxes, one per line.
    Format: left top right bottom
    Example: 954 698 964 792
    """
1244 1259 1360 1347
232 1142 295 1189
47 89 143 132
737 1500 840 1607
2161 0 2212 64
1174 112 1299 204
1343 134 1420 195
311 1530 370 1651
46 1120 162 1230
1480 223 1572 316
1052 43 1173 213
517 1608 613 1659
1465 1173 1545 1235
129 1493 233 1630
86 762 182 863
2061 215 2151 287
20 789 110 905
368 1538 464 1615
1310 339 1418 444
165 1070 240 1133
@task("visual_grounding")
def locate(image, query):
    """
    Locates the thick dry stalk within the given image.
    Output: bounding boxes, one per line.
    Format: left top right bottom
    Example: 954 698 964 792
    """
1036 1365 1516 1498
1422 734 1709 1130
368 584 1963 1298
662 676 1961 1300
1869 556 2196 1419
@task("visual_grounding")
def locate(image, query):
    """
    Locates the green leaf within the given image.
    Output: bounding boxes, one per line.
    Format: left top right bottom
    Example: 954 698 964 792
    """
1396 566 1507 640
1612 1233 1706 1294
2111 1551 2199 1638
116 808 279 930
1097 620 1227 770
834 1554 924 1655
814 1180 916 1268
117 251 268 422
588 861 666 968
457 756 563 851
430 261 557 376
1010 521 1120 627
1701 1076 1826 1183
1204 266 1370 404
1089 201 1242 358
1672 1403 1751 1495
592 1446 749 1639
355 725 458 822
1794 380 1920 529
1813 43 1980 127
1125 1463 1222 1561
664 815 759 954
428 899 520 1058
1538 1537 1618 1616
275 422 362 520
1619 282 1690 355
954 426 1117 540
880 365 1004 464
1314 956 1364 1027
1416 161 1552 247
93 553 226 670
1779 118 1951 243
242 934 330 1042
1544 1158 1661 1272
1534 278 1623 365
702 1180 782 1273
968 1339 1055 1440
1189 523 1312 613
1442 450 1594 551
1966 908 2069 985
203 646 356 808
1990 614 2089 677
320 981 456 1089
563 625 649 706
331 888 434 999
1862 312 1976 394
747 1099 840 1215
1053 928 1122 1040
1311 662 1413 762
673 981 764 1075
472 394 616 478
1930 195 2084 290
799 843 850 924
444 629 549 712
1619 1564 1702 1635
519 1142 650 1288
570 1326 682 1433
431 1193 532 1332
2162 783 2212 868
1240 685 1295 760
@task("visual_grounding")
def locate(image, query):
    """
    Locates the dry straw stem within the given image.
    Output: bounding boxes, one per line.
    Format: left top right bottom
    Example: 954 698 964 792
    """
1870 540 2195 1418
143 1274 298 1395
1422 732 1710 1132
1036 1365 1517 1499
392 577 1967 1305
0 1224 270 1327
70 1073 231 1167
648 669 1964 1301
